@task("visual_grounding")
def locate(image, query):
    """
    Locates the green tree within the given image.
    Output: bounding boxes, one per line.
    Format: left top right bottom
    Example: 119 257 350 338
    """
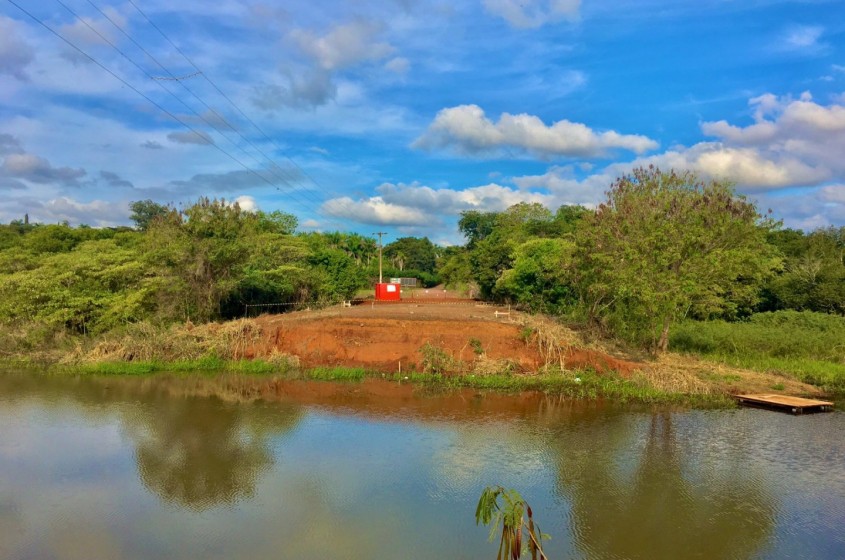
494 238 576 313
384 237 438 273
144 198 306 322
577 166 778 352
129 199 171 231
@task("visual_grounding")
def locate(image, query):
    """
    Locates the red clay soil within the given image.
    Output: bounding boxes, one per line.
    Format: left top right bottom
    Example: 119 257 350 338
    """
247 300 639 375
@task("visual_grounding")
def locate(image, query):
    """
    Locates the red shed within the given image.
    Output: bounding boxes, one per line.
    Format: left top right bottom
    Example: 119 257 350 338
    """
375 282 401 301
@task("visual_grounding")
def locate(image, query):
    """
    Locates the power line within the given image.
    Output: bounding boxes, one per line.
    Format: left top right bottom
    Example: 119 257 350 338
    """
55 0 315 202
83 0 307 191
83 0 340 213
123 0 342 205
4 0 289 196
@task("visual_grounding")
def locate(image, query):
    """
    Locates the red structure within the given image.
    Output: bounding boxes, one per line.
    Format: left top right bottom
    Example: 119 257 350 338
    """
375 283 401 301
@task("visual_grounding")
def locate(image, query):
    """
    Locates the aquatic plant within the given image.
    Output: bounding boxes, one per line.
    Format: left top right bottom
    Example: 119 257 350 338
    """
476 485 549 560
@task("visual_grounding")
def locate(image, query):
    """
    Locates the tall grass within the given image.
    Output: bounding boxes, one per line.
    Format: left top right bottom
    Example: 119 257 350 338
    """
670 311 845 392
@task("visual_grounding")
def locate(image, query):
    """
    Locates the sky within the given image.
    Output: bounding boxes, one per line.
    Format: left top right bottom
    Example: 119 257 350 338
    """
1 0 844 244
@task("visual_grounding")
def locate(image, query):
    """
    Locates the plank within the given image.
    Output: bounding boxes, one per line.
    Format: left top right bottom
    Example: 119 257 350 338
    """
735 393 834 414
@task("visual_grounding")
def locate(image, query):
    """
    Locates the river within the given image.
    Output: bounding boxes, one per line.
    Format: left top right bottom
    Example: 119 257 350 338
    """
0 372 842 559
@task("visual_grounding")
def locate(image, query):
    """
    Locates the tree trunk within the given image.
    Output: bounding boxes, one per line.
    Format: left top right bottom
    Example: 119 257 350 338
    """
657 316 672 353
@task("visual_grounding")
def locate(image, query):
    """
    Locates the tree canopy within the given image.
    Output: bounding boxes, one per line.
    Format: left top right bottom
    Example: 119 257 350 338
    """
576 166 778 351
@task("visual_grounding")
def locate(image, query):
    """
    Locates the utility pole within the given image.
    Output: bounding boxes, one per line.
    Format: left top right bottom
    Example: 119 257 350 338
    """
373 231 387 283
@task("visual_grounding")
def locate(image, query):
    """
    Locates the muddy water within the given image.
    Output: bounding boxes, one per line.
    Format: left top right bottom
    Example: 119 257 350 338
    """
0 373 843 560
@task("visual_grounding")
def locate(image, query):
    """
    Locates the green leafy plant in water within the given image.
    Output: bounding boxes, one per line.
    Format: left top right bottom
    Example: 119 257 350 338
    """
476 485 549 560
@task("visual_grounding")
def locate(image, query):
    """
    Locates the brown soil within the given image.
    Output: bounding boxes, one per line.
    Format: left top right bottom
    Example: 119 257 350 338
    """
247 299 642 375
240 295 822 397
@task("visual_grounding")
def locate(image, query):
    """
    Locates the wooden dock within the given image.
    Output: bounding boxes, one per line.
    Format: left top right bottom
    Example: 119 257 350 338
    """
735 394 834 414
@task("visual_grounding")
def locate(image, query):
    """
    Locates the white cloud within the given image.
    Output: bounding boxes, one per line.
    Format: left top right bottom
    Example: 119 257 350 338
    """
378 181 554 213
232 195 258 212
1 153 87 186
58 8 128 47
483 0 580 28
321 196 429 226
290 20 395 71
385 56 410 74
414 104 658 157
781 25 826 52
0 16 35 81
818 185 845 203
37 197 129 227
698 91 845 188
321 181 556 227
252 69 337 110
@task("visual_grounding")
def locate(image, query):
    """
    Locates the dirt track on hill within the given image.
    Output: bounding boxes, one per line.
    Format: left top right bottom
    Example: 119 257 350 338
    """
246 298 641 375
236 295 825 397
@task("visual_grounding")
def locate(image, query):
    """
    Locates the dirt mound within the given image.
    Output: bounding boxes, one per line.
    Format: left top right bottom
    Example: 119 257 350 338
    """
247 302 639 375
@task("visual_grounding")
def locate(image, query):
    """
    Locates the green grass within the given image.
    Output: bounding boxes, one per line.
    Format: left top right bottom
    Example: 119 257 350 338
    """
39 359 732 407
671 311 845 394
385 368 732 407
305 366 368 381
65 357 284 376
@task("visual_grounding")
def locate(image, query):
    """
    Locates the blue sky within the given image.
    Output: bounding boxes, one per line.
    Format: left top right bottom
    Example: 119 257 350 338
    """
1 0 844 244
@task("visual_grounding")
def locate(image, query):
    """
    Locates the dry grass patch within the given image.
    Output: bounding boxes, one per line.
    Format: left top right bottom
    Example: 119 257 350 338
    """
65 319 266 364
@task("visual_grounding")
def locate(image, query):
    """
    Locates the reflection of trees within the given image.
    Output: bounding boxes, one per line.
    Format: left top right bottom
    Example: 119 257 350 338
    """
125 395 301 510
0 373 301 511
554 413 776 560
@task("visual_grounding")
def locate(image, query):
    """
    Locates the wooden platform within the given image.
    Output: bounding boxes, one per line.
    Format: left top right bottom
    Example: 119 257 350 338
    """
735 394 834 414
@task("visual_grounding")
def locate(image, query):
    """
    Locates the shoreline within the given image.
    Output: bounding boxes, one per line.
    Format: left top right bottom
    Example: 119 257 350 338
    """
0 358 787 409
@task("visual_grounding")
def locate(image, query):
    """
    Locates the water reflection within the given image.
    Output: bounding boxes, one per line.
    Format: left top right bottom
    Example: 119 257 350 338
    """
554 412 776 560
1 373 842 560
125 396 299 510
0 373 302 510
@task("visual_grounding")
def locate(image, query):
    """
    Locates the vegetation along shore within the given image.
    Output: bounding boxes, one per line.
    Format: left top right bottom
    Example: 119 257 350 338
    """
2 168 843 405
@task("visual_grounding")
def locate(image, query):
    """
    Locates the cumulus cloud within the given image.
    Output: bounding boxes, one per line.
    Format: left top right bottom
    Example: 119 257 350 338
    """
0 16 35 80
321 181 556 226
231 195 258 212
378 181 554 213
252 70 337 110
0 153 86 186
167 130 215 145
37 197 129 227
483 0 580 28
698 91 845 188
322 196 429 226
253 20 398 111
291 20 395 71
414 104 658 157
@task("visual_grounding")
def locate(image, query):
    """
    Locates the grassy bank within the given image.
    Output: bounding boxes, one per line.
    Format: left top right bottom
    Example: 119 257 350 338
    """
34 358 733 407
671 311 845 394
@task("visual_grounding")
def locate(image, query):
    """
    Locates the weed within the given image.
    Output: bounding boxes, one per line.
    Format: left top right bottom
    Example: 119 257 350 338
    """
419 342 460 375
469 337 484 355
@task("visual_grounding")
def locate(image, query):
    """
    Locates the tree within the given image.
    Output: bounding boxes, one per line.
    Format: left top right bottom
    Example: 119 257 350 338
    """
130 199 170 231
384 237 437 273
494 238 576 313
577 166 778 352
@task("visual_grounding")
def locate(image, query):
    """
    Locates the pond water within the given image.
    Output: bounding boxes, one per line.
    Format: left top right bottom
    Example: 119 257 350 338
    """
0 372 843 560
